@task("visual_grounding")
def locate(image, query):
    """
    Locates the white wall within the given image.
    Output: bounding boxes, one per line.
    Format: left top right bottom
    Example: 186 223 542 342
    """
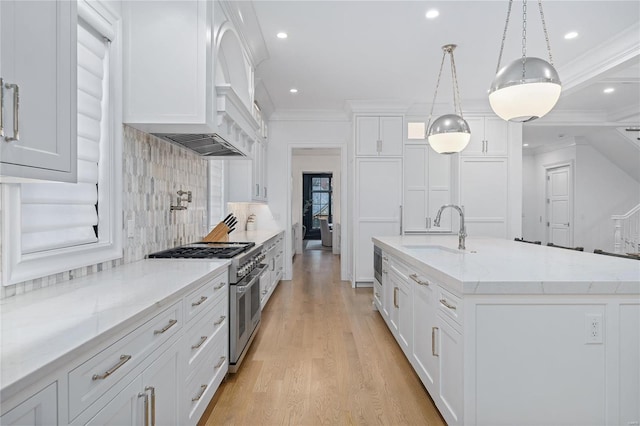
291 151 341 254
574 142 640 252
266 114 351 280
523 140 639 252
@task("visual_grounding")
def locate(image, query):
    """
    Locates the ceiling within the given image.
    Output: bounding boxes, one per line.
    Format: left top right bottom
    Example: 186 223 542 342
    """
239 1 639 151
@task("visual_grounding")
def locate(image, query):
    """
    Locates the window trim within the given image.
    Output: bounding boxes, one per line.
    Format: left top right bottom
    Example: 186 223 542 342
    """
1 1 122 286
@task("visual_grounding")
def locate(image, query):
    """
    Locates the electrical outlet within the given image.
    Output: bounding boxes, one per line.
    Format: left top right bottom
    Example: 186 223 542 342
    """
585 314 603 344
127 219 135 238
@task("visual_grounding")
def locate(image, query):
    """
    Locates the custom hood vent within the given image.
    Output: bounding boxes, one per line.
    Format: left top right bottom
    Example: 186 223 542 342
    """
151 133 246 157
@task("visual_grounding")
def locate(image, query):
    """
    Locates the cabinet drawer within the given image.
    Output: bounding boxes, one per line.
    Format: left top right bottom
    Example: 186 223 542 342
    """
68 301 182 420
184 330 228 424
185 272 227 323
184 297 228 375
438 286 462 327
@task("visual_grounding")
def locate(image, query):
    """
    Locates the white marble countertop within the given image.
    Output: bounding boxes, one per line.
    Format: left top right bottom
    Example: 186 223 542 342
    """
373 235 640 295
0 259 229 396
228 229 284 246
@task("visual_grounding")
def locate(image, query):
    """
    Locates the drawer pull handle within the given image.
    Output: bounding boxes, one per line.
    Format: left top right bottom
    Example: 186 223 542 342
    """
393 287 399 308
192 384 208 402
4 82 19 142
214 315 226 326
214 282 225 290
440 299 457 310
92 354 131 380
410 273 430 286
192 296 208 306
154 319 178 334
214 356 226 369
192 335 208 349
145 386 156 426
432 327 439 357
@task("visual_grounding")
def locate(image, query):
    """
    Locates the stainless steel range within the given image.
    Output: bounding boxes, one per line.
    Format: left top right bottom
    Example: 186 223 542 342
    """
148 241 266 371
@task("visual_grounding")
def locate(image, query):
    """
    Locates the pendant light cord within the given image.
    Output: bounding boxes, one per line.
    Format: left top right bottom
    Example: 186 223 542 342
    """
495 0 514 74
522 0 528 80
450 51 464 118
426 49 447 134
538 0 554 66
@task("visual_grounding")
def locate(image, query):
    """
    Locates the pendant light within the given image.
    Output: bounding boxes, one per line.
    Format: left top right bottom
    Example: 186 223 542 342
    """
426 44 471 155
489 0 561 122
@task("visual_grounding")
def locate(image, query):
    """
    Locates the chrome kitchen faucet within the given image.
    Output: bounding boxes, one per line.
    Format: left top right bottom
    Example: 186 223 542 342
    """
434 204 467 250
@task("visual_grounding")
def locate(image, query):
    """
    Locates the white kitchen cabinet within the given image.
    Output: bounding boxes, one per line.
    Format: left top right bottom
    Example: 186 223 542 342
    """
386 255 414 358
355 116 403 156
381 253 391 320
83 375 142 426
226 138 268 202
403 144 453 233
411 275 438 393
618 303 640 426
123 1 257 156
435 315 463 425
261 231 284 308
0 382 57 426
459 157 508 238
460 116 508 156
354 158 402 283
0 0 77 182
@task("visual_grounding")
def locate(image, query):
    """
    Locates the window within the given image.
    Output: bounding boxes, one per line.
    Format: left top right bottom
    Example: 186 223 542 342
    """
1 2 122 286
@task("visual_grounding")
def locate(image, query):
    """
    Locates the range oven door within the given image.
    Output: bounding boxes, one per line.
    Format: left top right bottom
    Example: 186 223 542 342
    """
230 264 266 365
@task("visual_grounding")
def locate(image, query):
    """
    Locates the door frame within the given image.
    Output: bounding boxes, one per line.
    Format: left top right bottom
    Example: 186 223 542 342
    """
544 161 574 246
302 173 333 240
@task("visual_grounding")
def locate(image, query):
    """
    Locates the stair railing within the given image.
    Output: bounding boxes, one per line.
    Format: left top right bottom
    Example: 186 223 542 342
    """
612 204 640 254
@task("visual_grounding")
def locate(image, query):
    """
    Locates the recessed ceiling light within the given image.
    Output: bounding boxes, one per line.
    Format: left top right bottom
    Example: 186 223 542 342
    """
564 31 578 40
277 32 288 39
425 9 439 19
289 88 298 94
523 143 529 147
603 87 615 94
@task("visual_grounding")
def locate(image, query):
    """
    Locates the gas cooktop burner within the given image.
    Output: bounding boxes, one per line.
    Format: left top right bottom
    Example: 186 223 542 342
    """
147 241 255 259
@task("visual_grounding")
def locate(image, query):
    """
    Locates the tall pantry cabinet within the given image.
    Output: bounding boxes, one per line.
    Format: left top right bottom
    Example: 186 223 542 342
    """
353 115 403 284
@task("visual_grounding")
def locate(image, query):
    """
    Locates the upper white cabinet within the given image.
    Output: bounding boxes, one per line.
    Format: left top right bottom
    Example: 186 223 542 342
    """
225 137 267 202
461 116 508 156
0 0 77 182
355 116 403 156
403 143 452 233
123 0 258 156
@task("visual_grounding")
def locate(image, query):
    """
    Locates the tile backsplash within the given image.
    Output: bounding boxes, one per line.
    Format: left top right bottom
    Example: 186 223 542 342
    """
0 126 209 299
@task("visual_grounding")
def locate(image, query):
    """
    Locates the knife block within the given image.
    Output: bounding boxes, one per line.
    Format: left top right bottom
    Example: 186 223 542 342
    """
203 222 230 242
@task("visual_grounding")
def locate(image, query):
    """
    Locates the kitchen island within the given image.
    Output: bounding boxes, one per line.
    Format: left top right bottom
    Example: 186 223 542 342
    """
373 235 639 426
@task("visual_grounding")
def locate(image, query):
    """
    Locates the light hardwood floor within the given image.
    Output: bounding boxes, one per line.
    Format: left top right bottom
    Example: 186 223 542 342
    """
199 249 446 426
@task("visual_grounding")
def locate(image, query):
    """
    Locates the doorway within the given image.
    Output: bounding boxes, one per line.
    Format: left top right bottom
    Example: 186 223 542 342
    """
545 164 573 246
302 173 333 241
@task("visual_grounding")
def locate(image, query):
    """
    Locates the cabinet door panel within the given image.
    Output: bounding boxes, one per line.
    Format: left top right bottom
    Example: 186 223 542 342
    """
483 117 508 155
460 117 484 155
0 0 75 178
437 318 463 426
356 116 380 155
85 376 143 426
356 222 398 282
397 280 412 356
459 158 507 238
379 116 403 156
356 158 402 219
412 284 438 392
404 145 428 231
142 343 181 426
619 304 640 425
0 383 57 426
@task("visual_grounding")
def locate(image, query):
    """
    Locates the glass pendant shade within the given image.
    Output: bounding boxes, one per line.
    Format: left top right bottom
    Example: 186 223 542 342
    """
427 114 471 154
489 57 561 122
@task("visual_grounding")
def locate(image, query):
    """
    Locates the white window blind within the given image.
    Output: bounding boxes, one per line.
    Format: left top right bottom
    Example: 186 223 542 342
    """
21 22 109 254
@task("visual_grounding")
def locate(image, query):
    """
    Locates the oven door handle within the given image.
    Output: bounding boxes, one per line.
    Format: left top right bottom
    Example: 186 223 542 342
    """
236 264 267 294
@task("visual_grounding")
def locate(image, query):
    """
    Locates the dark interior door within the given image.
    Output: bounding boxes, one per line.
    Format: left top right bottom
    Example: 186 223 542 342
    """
302 173 332 240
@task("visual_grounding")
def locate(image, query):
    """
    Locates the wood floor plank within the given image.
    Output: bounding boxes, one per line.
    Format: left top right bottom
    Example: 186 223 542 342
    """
199 249 446 426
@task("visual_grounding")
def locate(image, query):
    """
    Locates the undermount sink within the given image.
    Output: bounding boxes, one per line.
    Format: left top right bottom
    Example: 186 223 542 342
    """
402 244 463 254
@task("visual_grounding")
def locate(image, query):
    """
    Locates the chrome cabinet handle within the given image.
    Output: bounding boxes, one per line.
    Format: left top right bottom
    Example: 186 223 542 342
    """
192 384 208 402
383 256 388 261
154 319 177 334
440 299 457 310
393 287 398 308
192 296 208 306
376 139 382 153
4 83 19 141
0 78 4 137
92 354 132 380
138 390 149 426
410 273 430 286
432 327 439 357
192 335 208 349
262 290 268 295
214 356 226 369
214 282 225 290
399 205 403 235
145 386 156 426
214 315 226 326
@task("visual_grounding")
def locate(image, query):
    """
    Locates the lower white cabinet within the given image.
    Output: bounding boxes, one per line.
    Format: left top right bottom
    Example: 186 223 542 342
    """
411 278 438 391
385 254 414 358
83 340 180 426
260 231 284 309
0 383 57 426
435 316 463 425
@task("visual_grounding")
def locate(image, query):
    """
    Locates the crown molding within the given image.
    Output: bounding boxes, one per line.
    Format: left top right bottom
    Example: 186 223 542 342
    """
219 0 269 67
270 109 350 122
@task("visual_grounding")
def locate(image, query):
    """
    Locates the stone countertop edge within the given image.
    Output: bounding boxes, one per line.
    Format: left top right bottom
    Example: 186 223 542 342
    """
0 258 230 399
228 229 285 246
372 236 640 296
